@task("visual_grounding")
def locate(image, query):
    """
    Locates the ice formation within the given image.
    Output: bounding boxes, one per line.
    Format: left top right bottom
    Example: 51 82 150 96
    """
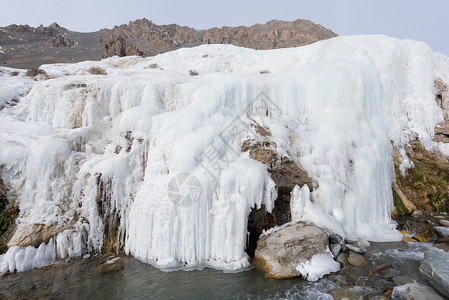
0 35 449 275
296 252 341 282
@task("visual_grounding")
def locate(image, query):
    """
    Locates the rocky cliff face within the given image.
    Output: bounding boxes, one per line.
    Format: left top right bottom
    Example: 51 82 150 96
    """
98 18 337 58
392 78 449 217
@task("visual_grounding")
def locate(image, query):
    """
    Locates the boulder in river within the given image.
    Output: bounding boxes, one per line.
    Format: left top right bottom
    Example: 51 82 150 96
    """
253 221 339 280
392 282 444 300
420 249 449 297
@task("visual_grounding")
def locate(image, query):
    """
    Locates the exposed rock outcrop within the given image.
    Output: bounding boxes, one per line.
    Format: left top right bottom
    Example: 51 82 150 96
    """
101 37 145 58
393 141 449 215
47 34 77 47
98 18 337 58
7 223 69 248
0 179 18 254
242 123 315 257
253 222 334 279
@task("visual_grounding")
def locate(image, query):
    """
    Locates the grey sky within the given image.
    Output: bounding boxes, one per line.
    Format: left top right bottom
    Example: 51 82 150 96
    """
2 0 449 55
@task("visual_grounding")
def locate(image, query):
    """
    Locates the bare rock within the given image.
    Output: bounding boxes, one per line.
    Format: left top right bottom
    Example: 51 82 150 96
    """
439 219 449 227
7 223 69 248
357 238 370 252
47 34 77 47
98 18 337 58
393 276 418 286
392 282 444 300
337 252 349 266
329 232 345 245
345 243 364 254
329 286 364 300
253 222 330 278
347 251 367 267
420 249 449 297
96 257 124 274
330 244 342 258
244 123 315 257
368 263 393 277
101 37 145 59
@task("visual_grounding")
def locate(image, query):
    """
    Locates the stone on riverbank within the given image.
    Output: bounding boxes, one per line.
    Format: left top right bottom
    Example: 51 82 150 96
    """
419 249 449 297
253 222 339 280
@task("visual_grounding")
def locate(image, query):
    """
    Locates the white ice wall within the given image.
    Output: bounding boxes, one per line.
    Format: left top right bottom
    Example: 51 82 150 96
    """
0 35 446 272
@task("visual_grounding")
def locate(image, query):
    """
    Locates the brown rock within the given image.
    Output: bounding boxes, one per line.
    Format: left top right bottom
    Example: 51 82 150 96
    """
329 287 364 300
98 18 337 58
243 123 315 257
101 37 145 59
347 251 367 267
368 263 393 277
7 223 69 248
253 222 329 278
47 34 77 47
439 219 449 227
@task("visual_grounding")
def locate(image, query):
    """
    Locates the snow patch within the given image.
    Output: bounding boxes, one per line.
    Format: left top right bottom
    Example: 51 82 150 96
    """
296 252 340 281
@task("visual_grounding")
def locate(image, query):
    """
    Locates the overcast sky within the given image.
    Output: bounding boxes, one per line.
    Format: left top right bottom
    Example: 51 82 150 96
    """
2 0 449 55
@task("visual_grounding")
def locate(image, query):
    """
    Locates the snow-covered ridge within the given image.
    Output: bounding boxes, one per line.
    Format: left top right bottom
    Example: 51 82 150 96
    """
0 35 448 273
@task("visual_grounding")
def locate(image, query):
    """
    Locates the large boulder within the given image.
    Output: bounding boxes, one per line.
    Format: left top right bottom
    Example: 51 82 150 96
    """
392 282 444 300
420 249 449 297
253 221 339 280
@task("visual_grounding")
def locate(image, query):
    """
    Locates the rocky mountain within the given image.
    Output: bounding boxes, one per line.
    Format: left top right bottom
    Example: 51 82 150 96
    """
0 23 103 69
98 18 337 58
0 19 336 68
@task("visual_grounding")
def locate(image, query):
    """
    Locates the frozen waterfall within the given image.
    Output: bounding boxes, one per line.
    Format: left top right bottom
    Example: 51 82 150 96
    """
1 34 449 273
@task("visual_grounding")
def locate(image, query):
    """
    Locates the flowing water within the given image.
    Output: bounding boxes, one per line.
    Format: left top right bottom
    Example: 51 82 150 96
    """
0 242 440 299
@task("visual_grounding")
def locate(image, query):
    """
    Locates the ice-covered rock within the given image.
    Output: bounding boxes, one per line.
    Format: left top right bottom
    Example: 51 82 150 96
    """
253 221 339 280
420 249 449 297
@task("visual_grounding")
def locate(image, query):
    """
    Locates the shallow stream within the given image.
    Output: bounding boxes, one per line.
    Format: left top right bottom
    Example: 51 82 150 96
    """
0 242 442 299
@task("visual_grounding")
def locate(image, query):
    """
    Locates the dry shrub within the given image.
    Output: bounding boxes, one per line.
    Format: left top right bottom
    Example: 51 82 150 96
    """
88 66 107 75
189 70 199 76
10 71 19 77
26 68 47 77
147 63 159 69
259 70 270 74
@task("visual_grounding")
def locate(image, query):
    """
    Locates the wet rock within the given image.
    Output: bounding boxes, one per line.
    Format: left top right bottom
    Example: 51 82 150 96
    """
253 222 330 278
97 257 124 274
368 263 393 277
337 252 349 266
368 296 389 300
357 238 370 252
393 276 418 286
439 219 449 227
330 244 342 258
329 232 344 245
329 286 364 300
420 249 449 297
392 282 444 300
345 244 364 254
434 226 449 237
347 251 367 267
